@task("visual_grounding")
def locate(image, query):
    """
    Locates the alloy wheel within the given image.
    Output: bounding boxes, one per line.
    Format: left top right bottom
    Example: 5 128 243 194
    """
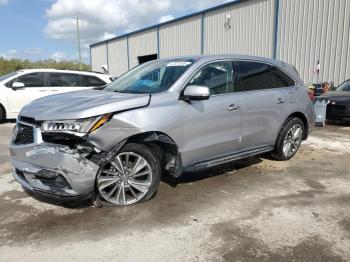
97 152 153 205
282 123 303 158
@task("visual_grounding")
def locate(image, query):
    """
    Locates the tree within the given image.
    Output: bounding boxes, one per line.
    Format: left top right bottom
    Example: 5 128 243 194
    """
0 57 91 76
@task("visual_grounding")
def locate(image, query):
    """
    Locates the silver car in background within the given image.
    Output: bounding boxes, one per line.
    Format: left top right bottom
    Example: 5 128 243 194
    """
10 55 315 206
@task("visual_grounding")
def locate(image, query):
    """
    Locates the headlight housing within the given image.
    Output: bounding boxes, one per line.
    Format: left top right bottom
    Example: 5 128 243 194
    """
41 114 111 135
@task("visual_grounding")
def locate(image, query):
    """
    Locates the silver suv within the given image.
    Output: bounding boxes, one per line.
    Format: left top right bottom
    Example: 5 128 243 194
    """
10 55 315 206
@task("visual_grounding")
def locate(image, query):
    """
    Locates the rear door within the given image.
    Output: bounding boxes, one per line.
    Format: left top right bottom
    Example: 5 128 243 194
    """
233 61 292 150
180 61 243 167
6 72 48 114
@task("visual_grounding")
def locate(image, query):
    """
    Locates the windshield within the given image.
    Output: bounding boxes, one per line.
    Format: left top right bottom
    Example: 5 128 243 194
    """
0 71 18 82
336 80 350 91
105 59 194 94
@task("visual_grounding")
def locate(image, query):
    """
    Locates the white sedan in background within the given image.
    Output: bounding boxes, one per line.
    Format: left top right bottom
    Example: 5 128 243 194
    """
0 69 112 121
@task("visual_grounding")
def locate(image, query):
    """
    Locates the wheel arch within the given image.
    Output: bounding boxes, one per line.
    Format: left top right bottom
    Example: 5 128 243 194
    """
124 131 182 177
283 111 309 140
0 102 6 121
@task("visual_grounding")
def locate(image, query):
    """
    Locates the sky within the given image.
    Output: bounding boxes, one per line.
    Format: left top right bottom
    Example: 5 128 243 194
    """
0 0 230 64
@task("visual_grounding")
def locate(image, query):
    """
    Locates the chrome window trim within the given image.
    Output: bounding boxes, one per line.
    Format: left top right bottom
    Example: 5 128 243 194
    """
178 58 298 99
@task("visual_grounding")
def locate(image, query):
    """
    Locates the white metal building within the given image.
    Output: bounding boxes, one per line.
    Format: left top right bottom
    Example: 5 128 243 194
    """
90 0 350 85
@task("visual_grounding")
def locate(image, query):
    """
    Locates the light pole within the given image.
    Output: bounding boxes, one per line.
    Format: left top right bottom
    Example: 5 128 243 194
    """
76 13 82 70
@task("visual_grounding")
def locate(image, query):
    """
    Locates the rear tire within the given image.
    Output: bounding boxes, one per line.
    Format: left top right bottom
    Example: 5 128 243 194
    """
271 117 304 161
96 143 161 205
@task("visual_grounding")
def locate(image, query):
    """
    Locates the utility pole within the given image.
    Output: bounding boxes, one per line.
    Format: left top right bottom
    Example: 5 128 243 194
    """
76 13 82 70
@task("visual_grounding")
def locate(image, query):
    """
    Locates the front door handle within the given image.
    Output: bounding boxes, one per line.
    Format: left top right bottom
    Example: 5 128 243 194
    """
276 98 287 104
38 89 47 92
227 104 240 111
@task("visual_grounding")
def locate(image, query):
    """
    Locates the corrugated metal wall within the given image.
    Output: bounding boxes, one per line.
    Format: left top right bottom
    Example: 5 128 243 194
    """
129 29 158 68
107 38 129 77
91 43 107 73
204 0 275 57
277 0 350 85
159 16 202 57
91 0 350 84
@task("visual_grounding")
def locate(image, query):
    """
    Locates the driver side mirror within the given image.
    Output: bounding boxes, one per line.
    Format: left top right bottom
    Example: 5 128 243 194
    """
183 85 210 101
11 82 25 90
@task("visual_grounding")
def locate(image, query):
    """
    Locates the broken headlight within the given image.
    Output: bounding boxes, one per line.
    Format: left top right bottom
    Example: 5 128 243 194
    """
41 114 112 135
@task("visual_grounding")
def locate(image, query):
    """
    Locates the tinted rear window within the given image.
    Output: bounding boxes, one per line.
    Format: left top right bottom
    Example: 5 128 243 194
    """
234 61 295 92
234 61 274 92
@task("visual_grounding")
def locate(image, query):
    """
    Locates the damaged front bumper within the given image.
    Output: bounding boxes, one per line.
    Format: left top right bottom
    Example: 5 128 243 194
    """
10 141 100 200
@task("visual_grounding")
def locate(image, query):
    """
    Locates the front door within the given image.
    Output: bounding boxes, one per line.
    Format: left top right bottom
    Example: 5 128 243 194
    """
180 61 243 167
7 72 48 114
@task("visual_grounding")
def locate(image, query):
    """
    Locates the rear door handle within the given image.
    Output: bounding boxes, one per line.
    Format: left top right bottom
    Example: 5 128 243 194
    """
38 89 47 92
227 104 240 111
51 89 59 91
276 98 287 104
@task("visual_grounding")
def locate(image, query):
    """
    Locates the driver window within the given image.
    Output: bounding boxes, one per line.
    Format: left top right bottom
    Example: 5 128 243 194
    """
188 62 233 95
9 73 45 88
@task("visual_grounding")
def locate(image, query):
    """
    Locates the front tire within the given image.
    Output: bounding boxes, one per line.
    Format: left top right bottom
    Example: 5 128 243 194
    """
96 143 161 206
0 105 5 122
271 117 304 161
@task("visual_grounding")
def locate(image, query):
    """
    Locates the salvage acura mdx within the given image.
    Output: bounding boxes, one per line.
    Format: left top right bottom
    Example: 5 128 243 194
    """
10 55 315 206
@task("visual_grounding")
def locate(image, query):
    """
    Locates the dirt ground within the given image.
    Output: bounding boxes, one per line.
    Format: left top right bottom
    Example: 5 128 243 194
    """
0 121 349 262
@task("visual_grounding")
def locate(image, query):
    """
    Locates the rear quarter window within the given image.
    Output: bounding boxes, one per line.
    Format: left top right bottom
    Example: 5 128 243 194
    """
270 66 295 88
80 75 107 87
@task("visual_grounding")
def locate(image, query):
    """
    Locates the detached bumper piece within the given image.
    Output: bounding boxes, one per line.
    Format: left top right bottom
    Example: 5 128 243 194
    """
10 143 100 200
14 167 73 196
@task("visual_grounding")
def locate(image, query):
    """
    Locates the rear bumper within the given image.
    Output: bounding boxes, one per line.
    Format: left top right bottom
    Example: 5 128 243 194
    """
306 102 316 135
10 143 100 199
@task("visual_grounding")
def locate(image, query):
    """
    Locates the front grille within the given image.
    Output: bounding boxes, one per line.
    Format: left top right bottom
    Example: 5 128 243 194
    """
13 123 34 145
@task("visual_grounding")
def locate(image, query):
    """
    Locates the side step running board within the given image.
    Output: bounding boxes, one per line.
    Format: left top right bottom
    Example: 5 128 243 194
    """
184 146 273 172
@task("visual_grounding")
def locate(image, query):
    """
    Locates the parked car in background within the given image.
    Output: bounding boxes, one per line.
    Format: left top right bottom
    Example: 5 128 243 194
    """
10 55 315 206
324 79 350 122
0 69 112 121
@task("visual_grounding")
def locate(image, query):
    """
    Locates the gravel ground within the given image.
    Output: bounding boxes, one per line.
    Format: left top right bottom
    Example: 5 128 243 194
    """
0 121 349 262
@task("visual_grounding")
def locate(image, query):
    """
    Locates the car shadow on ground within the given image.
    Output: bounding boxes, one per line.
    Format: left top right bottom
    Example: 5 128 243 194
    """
22 156 264 209
161 156 263 187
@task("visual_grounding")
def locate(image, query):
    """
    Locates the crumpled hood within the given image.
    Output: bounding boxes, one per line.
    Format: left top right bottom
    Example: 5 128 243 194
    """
20 90 151 120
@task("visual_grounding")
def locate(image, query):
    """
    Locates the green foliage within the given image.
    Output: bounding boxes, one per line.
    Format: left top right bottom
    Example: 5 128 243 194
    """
0 58 91 76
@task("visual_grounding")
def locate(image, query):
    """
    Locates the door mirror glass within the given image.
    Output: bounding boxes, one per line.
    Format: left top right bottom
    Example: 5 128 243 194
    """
11 82 25 90
183 85 210 100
